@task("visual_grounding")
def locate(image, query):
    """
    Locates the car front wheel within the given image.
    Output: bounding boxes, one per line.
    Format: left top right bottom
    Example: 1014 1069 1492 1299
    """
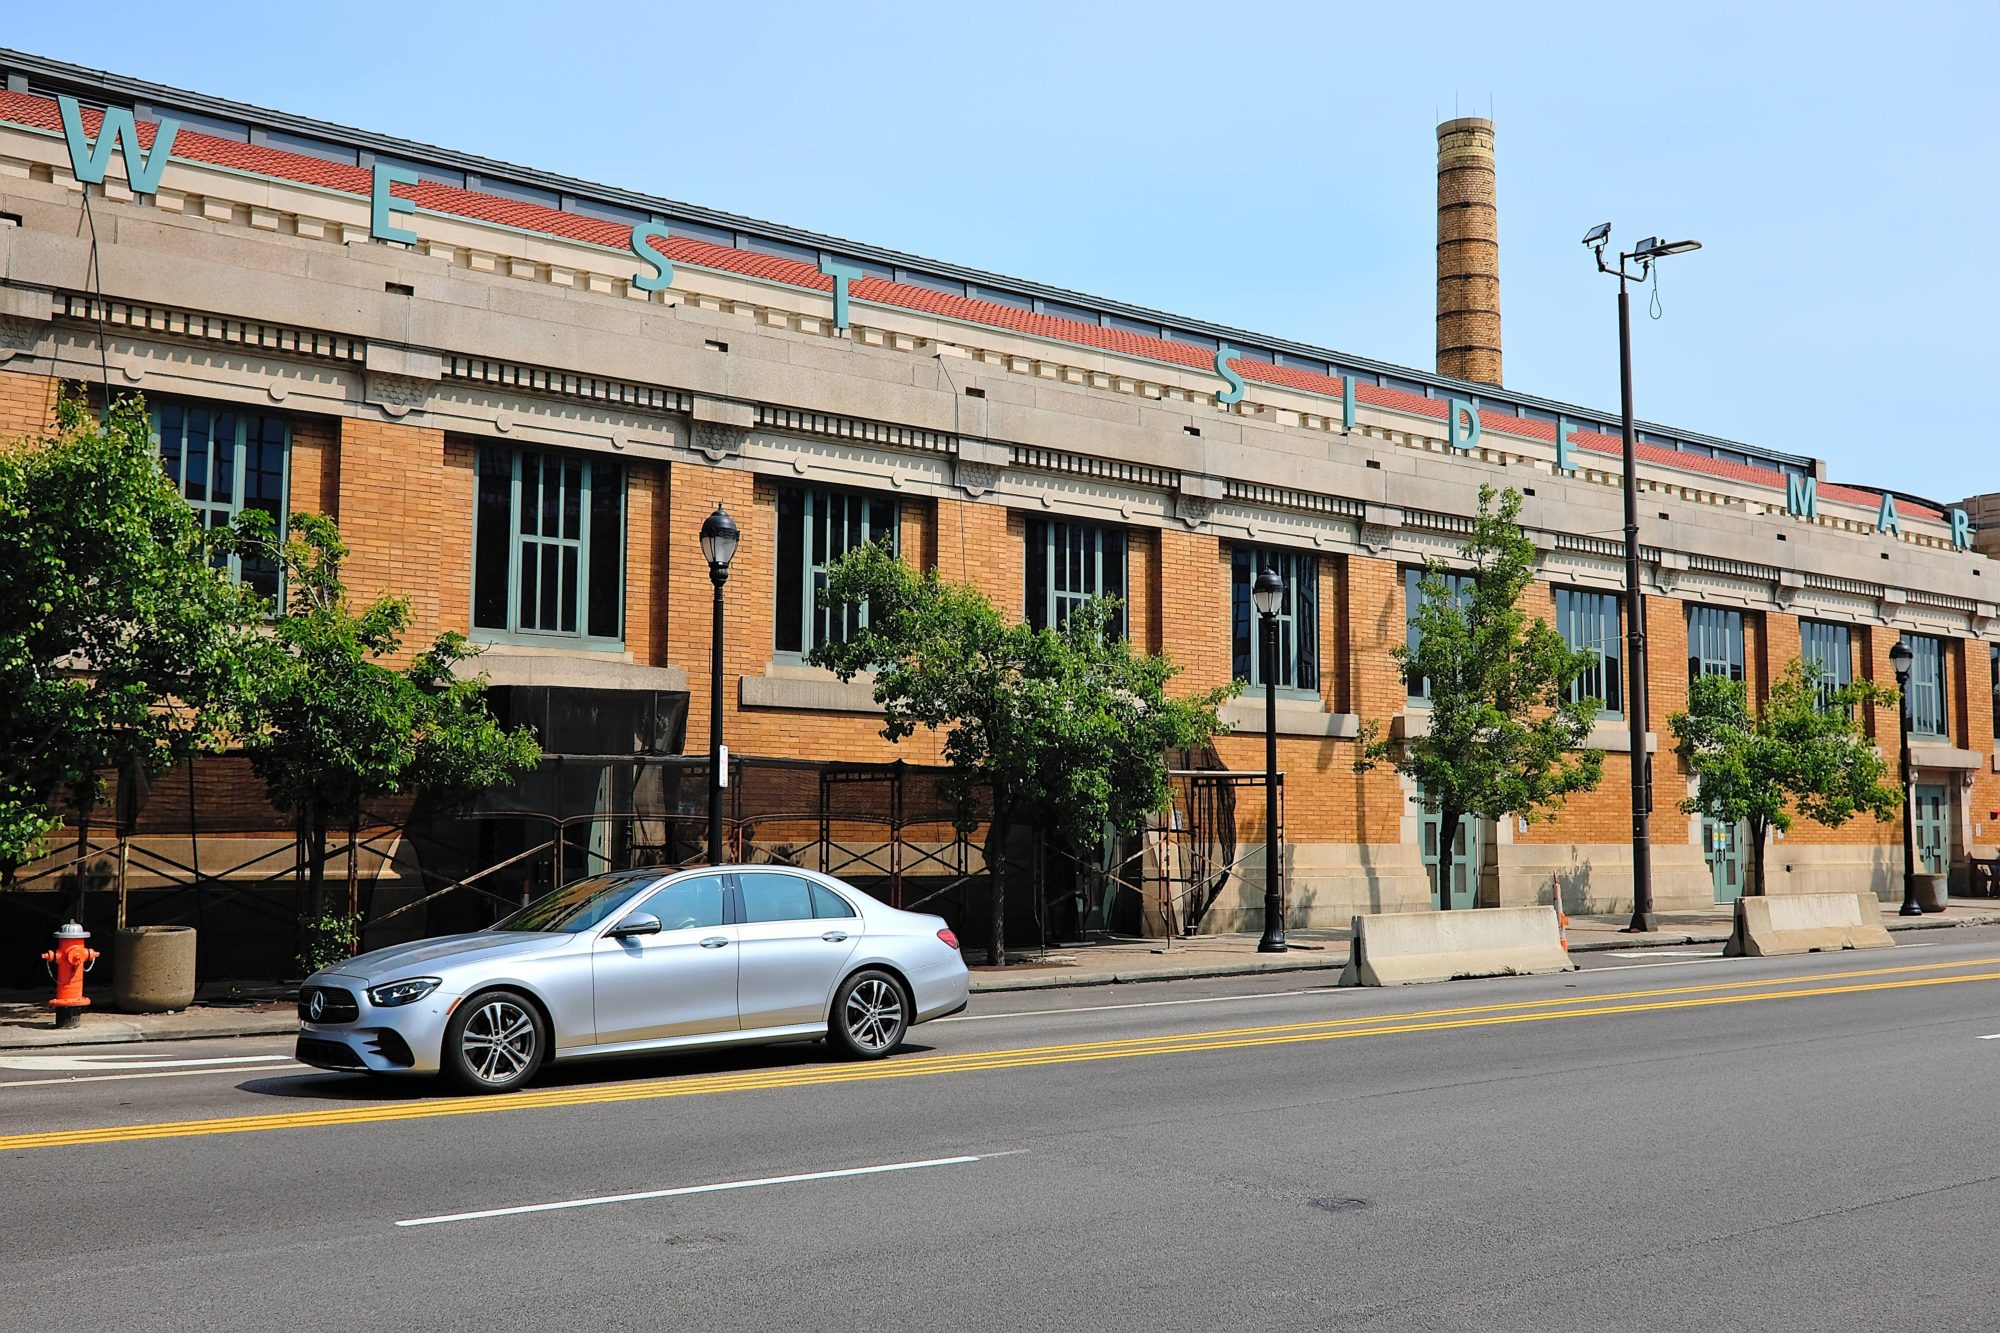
443 989 546 1094
830 969 909 1059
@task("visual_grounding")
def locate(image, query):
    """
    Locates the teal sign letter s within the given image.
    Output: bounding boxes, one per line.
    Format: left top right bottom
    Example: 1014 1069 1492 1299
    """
629 223 675 293
57 95 179 195
1446 398 1482 451
819 258 864 331
1215 345 1245 405
371 163 419 244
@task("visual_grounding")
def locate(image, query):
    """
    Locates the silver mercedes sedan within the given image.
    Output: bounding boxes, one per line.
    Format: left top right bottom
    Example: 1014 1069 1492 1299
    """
294 865 970 1094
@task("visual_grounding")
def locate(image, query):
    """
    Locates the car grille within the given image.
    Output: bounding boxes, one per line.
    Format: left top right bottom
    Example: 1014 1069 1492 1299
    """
297 985 359 1024
296 1036 366 1070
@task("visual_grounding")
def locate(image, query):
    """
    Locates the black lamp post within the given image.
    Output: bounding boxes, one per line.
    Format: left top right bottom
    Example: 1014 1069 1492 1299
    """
699 505 739 866
1585 224 1702 933
1890 636 1922 916
1253 565 1287 953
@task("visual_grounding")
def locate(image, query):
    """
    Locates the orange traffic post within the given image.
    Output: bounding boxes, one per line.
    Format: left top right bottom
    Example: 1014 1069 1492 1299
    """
1552 876 1570 953
41 922 99 1030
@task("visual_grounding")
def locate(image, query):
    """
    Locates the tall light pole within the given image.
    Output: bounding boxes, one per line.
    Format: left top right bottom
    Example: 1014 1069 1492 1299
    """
1585 225 1701 934
1253 565 1287 953
699 505 739 866
1890 636 1922 916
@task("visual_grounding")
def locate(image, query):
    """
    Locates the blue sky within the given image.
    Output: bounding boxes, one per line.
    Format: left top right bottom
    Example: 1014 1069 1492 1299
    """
10 2 1993 501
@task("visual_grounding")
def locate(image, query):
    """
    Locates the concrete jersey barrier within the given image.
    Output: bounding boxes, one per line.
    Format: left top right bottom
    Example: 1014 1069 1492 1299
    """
1339 906 1574 986
1722 892 1894 957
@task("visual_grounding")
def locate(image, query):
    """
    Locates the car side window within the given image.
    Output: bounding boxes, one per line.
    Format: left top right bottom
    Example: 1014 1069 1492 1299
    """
635 875 726 932
738 873 816 924
811 884 857 919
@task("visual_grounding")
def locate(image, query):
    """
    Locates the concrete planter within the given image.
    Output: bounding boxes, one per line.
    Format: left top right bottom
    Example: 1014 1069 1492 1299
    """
1913 874 1949 914
114 925 197 1013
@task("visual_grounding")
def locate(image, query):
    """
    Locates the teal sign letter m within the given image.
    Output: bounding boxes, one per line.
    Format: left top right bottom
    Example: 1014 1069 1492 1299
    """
57 95 179 195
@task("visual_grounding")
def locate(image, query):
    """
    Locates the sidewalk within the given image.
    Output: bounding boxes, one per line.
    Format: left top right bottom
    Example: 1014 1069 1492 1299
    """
7 902 1999 1048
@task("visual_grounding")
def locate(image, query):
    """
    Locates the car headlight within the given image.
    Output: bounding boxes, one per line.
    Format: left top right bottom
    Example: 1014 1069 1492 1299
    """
367 977 442 1008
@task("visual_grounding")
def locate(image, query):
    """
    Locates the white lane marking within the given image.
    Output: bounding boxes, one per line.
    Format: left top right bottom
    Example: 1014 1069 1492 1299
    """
939 988 1325 1024
0 1052 291 1072
1585 958 1737 972
1604 950 1725 958
396 1154 992 1228
1976 1033 2000 1041
0 1063 297 1089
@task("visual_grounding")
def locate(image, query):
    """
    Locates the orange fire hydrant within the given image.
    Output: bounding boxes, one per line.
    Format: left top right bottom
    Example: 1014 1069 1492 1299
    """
41 922 99 1030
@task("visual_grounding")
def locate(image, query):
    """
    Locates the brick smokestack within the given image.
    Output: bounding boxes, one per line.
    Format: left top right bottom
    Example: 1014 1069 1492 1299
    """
1435 116 1501 386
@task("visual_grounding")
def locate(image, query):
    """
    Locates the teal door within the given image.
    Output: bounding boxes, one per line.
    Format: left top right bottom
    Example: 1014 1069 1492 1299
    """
1703 817 1745 904
1420 804 1481 909
1914 783 1950 875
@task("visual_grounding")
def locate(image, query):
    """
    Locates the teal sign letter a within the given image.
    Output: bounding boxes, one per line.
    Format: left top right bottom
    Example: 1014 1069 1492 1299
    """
57 95 179 195
1876 492 1901 538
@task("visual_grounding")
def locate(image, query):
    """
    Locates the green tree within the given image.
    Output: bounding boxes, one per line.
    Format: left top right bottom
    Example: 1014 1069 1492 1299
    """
1356 485 1605 909
0 389 261 894
1669 658 1900 897
809 542 1233 964
231 511 540 968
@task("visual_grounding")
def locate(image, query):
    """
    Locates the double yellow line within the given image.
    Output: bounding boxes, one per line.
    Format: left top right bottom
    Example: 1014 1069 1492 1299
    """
6 955 1997 1154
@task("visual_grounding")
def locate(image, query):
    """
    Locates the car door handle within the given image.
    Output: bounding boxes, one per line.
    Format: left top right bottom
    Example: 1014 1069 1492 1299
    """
821 930 849 943
700 936 730 949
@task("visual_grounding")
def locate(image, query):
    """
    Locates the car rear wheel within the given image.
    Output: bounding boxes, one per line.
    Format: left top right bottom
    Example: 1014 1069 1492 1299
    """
443 989 546 1094
830 969 908 1059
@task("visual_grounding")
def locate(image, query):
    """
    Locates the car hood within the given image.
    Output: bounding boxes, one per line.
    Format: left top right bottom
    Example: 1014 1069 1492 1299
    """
316 931 568 984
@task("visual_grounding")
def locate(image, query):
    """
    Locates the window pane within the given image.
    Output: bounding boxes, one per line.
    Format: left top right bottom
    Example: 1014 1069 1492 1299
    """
587 463 622 641
637 875 725 931
738 873 816 924
474 448 513 631
157 404 183 488
810 883 857 919
185 410 210 502
1025 520 1049 631
211 413 237 506
1232 549 1252 681
776 487 805 655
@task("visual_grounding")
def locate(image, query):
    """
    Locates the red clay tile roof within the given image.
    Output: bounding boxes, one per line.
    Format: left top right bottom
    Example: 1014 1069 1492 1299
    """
0 92 1944 525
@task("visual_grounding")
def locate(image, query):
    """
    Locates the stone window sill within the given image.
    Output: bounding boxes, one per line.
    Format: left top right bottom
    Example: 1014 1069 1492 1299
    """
1219 697 1358 739
739 663 882 715
1392 710 1655 753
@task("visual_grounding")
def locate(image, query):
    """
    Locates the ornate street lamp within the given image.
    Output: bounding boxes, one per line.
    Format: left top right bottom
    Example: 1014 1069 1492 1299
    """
699 505 739 866
1253 565 1287 953
1890 636 1922 916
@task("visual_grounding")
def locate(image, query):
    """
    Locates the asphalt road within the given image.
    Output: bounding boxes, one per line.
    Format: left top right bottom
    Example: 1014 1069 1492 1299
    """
5 929 2000 1331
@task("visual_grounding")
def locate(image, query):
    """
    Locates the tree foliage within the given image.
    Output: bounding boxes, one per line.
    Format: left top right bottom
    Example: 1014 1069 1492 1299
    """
809 542 1233 962
1356 485 1605 908
1669 658 1900 897
0 389 262 883
231 511 540 942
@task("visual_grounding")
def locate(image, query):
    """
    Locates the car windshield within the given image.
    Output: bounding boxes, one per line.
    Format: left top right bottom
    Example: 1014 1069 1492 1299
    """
491 875 647 934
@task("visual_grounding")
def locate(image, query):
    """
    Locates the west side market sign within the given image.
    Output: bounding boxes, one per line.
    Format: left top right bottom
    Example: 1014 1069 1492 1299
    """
55 97 1976 552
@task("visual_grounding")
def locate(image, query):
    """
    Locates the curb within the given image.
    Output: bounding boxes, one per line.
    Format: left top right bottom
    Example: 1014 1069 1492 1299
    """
0 1009 296 1050
970 953 1348 993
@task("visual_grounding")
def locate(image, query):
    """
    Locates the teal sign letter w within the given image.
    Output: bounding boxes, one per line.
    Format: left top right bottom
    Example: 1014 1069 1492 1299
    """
57 95 179 195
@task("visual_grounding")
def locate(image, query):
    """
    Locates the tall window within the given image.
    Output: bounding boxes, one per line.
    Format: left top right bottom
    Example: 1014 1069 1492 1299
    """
1687 606 1746 682
1404 567 1471 702
1905 633 1949 739
153 401 289 600
472 446 624 644
1990 642 1999 741
1231 547 1318 692
1026 519 1126 636
1555 588 1622 716
1800 621 1853 709
775 486 896 658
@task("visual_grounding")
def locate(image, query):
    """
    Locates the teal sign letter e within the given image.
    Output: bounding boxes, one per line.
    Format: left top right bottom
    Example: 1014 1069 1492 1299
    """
58 95 179 195
1215 345 1245 405
371 163 419 244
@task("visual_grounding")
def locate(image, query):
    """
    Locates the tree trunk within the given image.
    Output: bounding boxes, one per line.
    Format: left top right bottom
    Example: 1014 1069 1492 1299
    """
1747 819 1767 898
985 804 1010 967
308 813 328 921
346 810 362 955
68 802 93 924
1437 808 1460 912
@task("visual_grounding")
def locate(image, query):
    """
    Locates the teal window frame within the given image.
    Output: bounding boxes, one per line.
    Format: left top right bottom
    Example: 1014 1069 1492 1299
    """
151 399 290 601
1026 518 1127 638
1231 546 1319 697
773 484 898 661
1404 566 1472 703
471 445 626 648
1555 587 1622 717
1800 620 1854 711
1687 605 1746 682
1905 633 1949 741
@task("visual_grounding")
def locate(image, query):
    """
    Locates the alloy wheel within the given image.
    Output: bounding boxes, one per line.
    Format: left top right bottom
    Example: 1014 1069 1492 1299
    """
842 978 904 1052
460 998 538 1085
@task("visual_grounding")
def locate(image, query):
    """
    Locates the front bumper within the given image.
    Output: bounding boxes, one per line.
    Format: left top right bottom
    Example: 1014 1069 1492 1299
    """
295 981 458 1075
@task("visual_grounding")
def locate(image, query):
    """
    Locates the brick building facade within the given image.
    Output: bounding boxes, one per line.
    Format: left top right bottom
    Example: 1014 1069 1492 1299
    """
4 49 1996 933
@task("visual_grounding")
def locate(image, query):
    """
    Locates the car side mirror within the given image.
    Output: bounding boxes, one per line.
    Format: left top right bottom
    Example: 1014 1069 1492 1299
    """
609 912 661 939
